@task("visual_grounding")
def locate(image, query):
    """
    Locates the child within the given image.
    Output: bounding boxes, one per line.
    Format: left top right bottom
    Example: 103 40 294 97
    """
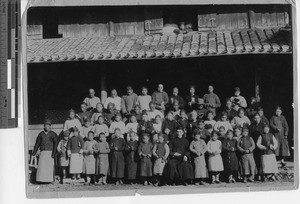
138 134 154 185
196 98 208 119
218 126 227 142
109 113 126 137
233 127 242 141
230 87 247 111
82 131 97 184
125 115 139 141
94 116 109 139
207 131 224 184
222 130 238 183
125 131 139 184
110 128 126 185
153 134 170 186
95 133 110 185
231 108 251 128
256 125 279 181
57 130 70 183
91 103 106 125
194 119 210 142
214 111 233 133
77 102 92 124
137 112 154 137
148 102 164 121
257 107 269 126
153 115 163 135
270 106 290 167
67 127 84 180
138 86 152 112
63 109 83 136
189 133 208 185
204 111 216 127
82 118 94 140
237 127 256 183
131 105 142 122
177 110 189 132
205 124 213 142
105 102 118 126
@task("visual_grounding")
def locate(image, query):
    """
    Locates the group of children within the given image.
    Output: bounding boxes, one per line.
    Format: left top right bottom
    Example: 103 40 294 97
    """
33 86 290 186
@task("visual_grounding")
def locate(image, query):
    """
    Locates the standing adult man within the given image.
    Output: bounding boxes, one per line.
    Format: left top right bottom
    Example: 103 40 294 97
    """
121 86 138 115
169 87 185 109
83 88 101 110
104 89 122 111
203 85 221 116
152 84 169 113
32 120 58 183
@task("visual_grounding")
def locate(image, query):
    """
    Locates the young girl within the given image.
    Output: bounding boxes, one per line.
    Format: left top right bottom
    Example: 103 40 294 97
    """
270 106 290 167
256 125 279 181
189 133 208 185
110 128 126 185
57 130 70 183
231 108 251 128
125 131 139 184
153 134 170 186
171 101 181 119
82 119 94 140
125 115 139 141
162 112 178 138
207 131 224 184
257 107 269 126
82 131 97 184
222 130 238 183
204 111 216 127
233 127 242 141
91 103 106 125
109 113 126 137
218 126 227 142
153 115 163 134
95 133 110 185
237 127 256 183
94 116 109 139
67 127 84 180
138 134 154 185
63 109 83 136
213 111 233 133
137 112 154 138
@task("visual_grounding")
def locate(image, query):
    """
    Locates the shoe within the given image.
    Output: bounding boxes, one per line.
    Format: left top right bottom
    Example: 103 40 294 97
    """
215 180 220 184
71 176 76 180
76 176 81 180
281 161 286 168
231 179 236 183
130 182 134 185
143 181 148 186
102 181 107 185
119 180 123 185
243 179 247 183
200 181 205 185
211 181 215 184
248 178 254 182
115 181 120 185
270 176 276 181
195 182 200 186
183 182 188 186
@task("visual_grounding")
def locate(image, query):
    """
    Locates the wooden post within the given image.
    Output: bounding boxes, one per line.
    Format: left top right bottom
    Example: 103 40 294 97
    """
100 63 107 104
254 66 261 103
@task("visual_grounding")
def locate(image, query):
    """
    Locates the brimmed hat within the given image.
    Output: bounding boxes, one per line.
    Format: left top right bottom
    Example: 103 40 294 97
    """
44 119 52 126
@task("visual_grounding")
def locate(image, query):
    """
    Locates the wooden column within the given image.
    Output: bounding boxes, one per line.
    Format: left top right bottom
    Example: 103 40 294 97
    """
100 63 107 104
254 66 261 103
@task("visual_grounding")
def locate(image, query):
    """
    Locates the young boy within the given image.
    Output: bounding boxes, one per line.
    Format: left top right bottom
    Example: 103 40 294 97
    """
256 125 279 181
57 130 70 183
82 118 94 140
109 113 126 137
138 134 154 185
82 131 97 184
153 134 170 186
95 133 110 185
138 86 152 112
67 127 84 180
204 110 216 127
237 127 256 183
94 116 109 139
110 128 126 185
125 131 139 184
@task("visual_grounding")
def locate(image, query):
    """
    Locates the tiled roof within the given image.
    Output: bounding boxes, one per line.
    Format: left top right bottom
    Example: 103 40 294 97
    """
27 27 292 63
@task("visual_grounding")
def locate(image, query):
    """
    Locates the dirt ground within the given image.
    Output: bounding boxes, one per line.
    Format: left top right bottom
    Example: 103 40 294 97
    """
27 161 296 198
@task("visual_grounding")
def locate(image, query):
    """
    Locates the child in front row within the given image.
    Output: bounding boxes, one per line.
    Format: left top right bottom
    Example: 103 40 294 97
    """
57 130 70 183
67 127 84 180
153 133 170 186
222 130 238 183
138 134 153 185
95 133 110 185
189 133 208 185
110 128 126 185
125 131 139 184
207 131 224 184
237 127 256 183
82 131 98 184
256 124 279 182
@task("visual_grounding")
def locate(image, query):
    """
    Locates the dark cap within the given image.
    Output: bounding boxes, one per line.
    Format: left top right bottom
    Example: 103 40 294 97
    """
44 119 52 126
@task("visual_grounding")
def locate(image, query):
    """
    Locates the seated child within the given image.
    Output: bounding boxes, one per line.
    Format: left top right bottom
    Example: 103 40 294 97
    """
91 103 106 125
177 110 189 132
218 126 227 142
67 127 84 180
189 133 208 185
256 124 279 181
125 131 139 184
153 134 170 186
222 130 238 183
231 108 251 128
153 115 163 134
82 131 98 184
214 112 233 133
94 116 109 139
196 98 208 119
82 118 94 140
95 133 110 185
125 115 139 141
110 128 126 185
237 127 256 183
138 134 154 185
204 111 216 127
57 130 70 183
109 113 126 138
207 131 224 184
